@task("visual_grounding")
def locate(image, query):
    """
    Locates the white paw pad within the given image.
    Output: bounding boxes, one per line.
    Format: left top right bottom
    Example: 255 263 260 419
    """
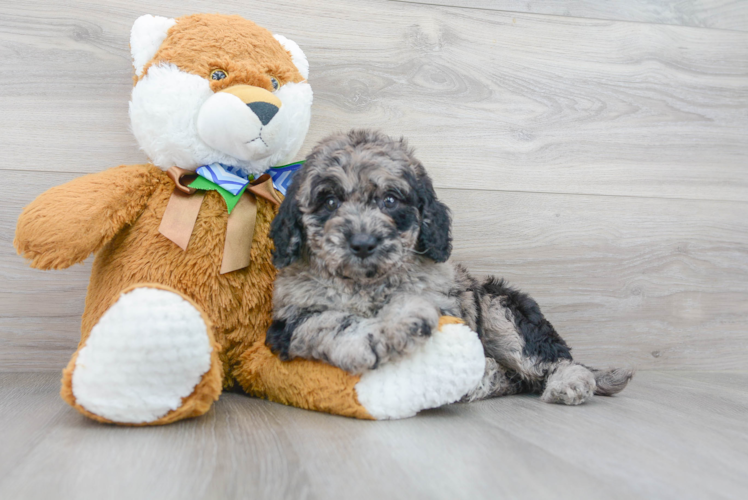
72 287 213 423
355 322 485 420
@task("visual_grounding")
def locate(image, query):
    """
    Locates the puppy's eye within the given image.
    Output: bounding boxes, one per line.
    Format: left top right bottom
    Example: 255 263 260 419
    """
270 77 280 91
210 69 228 81
382 195 398 209
324 196 340 211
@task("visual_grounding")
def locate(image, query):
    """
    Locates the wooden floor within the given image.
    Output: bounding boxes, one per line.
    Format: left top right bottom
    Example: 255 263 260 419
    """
0 371 746 500
1 1 747 499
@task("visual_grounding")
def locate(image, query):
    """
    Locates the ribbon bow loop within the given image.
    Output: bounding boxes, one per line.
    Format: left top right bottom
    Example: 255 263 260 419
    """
158 162 301 274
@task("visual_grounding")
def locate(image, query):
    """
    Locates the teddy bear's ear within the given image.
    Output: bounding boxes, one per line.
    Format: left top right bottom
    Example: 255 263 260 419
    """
273 34 309 80
130 15 177 77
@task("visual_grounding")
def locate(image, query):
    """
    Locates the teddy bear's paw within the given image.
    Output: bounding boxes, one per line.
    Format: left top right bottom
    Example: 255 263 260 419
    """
354 319 485 420
71 286 214 424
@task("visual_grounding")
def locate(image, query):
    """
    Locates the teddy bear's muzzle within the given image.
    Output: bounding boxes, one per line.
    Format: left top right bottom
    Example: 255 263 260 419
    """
196 84 286 161
219 84 282 124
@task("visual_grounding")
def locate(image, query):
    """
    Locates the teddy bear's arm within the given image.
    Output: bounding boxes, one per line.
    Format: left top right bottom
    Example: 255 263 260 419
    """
235 317 486 420
236 340 375 419
14 164 162 270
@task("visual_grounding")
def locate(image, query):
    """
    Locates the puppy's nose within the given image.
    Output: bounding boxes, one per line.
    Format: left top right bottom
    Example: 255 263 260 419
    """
247 102 279 126
349 233 380 259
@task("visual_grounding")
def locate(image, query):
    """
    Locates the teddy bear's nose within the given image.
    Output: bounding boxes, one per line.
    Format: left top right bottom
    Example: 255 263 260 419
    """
247 102 279 126
217 85 283 126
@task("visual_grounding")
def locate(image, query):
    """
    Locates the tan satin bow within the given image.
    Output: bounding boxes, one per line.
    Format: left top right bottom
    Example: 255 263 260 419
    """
158 166 281 274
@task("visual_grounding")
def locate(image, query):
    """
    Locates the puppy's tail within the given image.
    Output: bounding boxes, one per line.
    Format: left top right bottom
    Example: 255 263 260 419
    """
586 366 635 396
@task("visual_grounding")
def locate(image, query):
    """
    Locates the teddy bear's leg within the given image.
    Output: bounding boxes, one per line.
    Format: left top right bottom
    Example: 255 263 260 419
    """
61 285 223 425
234 316 485 420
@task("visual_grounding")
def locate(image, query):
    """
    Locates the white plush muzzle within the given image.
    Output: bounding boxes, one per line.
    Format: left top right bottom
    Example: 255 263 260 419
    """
195 82 313 167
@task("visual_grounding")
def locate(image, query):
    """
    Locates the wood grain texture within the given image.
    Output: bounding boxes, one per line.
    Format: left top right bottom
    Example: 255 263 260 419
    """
445 189 748 371
395 0 748 32
1 0 747 372
4 171 747 371
1 371 747 500
1 0 747 201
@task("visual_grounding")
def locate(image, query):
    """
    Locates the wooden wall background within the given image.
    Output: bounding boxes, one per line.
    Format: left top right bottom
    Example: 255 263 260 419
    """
1 0 746 372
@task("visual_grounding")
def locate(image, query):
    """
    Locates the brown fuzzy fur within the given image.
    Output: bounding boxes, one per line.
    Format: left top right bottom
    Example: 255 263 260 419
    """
14 13 372 423
16 165 372 423
139 14 305 89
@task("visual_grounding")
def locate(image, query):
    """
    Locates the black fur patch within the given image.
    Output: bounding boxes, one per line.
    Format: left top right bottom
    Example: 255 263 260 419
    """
386 204 419 233
269 176 305 268
265 319 297 361
309 209 335 227
310 179 346 212
411 169 452 262
505 368 539 394
265 319 293 359
266 311 316 360
482 277 573 363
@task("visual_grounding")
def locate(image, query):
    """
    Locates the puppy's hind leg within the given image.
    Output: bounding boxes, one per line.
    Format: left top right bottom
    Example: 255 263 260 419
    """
478 278 632 405
461 358 526 402
540 363 635 404
539 360 596 405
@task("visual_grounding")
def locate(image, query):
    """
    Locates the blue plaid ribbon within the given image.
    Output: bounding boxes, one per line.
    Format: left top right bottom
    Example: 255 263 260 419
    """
266 161 304 196
195 162 303 196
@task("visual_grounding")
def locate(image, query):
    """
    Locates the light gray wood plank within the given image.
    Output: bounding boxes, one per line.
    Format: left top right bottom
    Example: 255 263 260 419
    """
3 171 747 371
0 374 315 500
394 0 748 32
445 188 748 371
1 371 747 500
2 1 747 372
0 170 89 370
0 0 746 201
0 373 69 481
461 371 748 499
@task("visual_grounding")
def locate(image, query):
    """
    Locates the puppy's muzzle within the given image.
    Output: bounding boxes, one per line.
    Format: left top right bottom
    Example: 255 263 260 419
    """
349 233 381 259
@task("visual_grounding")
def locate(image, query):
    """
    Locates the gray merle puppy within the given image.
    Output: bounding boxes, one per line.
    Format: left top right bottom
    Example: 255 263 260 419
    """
267 129 633 405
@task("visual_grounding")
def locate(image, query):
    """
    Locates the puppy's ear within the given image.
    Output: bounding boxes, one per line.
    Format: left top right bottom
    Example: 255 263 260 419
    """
269 180 305 268
415 173 452 263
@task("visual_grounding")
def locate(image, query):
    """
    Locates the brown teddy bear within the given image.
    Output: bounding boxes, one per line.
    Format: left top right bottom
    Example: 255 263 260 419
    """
14 13 485 425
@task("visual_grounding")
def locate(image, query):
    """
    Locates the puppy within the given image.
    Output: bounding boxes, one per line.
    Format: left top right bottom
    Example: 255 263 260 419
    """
267 129 633 405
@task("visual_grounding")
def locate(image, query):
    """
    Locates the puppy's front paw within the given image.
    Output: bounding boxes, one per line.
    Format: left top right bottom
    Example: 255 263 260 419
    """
321 331 383 374
380 297 440 356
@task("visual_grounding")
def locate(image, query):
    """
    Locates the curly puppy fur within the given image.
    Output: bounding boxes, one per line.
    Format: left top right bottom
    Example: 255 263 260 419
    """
267 129 633 404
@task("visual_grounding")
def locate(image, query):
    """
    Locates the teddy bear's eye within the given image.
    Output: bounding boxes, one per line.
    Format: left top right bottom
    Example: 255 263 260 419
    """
210 69 227 81
270 77 279 91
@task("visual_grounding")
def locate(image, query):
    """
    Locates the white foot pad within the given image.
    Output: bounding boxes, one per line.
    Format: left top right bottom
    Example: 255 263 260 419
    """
72 287 213 424
355 322 485 420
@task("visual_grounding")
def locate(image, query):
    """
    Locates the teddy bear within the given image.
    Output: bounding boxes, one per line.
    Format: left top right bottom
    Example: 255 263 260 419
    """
14 13 486 425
